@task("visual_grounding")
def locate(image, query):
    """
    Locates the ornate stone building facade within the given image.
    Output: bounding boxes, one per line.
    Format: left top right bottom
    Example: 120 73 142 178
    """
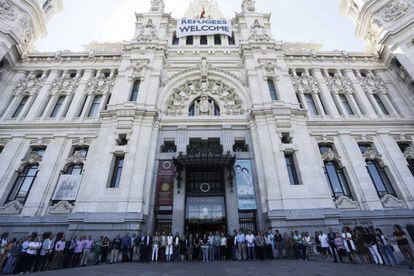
0 0 413 237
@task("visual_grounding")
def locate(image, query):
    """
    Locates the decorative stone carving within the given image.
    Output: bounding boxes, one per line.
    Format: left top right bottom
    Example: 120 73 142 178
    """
136 19 158 42
200 57 210 80
362 148 381 161
13 74 45 96
373 1 410 27
86 73 115 95
66 151 87 165
249 20 271 42
193 94 217 116
325 73 354 94
165 79 244 116
381 194 405 209
48 201 73 215
150 0 165 13
358 73 388 95
403 146 414 160
0 200 23 215
392 62 411 83
321 149 341 162
292 74 321 94
49 73 79 96
335 196 359 210
241 0 255 12
21 151 43 165
0 0 17 21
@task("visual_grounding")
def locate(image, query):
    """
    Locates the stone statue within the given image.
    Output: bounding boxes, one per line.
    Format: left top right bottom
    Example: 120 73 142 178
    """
200 57 209 79
249 19 271 41
241 0 255 13
137 19 157 42
150 0 165 13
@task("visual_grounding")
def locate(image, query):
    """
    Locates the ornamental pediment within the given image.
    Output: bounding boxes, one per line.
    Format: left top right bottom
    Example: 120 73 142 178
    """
165 79 244 116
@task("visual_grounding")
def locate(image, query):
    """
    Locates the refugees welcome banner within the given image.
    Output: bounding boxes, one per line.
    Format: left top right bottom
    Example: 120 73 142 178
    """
177 18 232 38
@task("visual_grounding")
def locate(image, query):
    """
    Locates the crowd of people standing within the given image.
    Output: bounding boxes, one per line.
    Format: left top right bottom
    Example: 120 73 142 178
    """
0 225 413 274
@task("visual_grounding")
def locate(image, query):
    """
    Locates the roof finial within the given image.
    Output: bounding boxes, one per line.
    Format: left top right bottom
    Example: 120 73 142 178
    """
150 0 165 13
241 0 256 13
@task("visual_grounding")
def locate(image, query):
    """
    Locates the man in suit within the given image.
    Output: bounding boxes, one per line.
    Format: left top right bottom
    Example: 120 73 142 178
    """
141 232 152 262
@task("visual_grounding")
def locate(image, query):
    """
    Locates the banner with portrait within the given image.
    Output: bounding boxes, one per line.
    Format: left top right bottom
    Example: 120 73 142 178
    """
155 160 175 206
52 174 82 201
234 160 257 210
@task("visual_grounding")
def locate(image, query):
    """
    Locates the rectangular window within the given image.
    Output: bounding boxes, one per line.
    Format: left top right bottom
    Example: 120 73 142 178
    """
172 32 179 45
50 95 65 117
7 164 39 204
109 155 124 188
32 147 46 158
267 78 278 101
339 94 354 115
284 153 300 185
304 94 319 115
214 34 221 45
186 36 193 45
200 35 208 45
12 96 29 118
373 94 389 115
78 96 88 117
130 80 140 101
87 95 102 117
366 160 396 198
228 33 235 45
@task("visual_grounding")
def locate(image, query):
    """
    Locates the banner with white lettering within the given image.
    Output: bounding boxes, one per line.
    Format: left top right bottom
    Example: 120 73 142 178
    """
52 174 82 201
177 18 232 38
235 160 257 210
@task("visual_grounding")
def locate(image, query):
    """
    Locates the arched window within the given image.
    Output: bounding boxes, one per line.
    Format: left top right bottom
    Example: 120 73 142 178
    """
7 164 39 204
130 80 140 102
189 96 220 116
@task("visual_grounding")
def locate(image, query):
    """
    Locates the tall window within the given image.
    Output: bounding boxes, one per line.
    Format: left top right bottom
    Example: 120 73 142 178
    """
7 164 39 204
397 142 414 177
50 95 65 117
109 155 124 188
228 33 235 45
12 96 29 118
359 144 396 198
267 78 278 101
172 32 179 45
87 95 102 117
339 94 354 115
284 153 300 185
200 36 208 45
6 147 45 204
304 94 319 115
373 94 389 115
214 34 221 45
130 80 140 102
319 145 352 198
186 36 193 45
67 146 88 175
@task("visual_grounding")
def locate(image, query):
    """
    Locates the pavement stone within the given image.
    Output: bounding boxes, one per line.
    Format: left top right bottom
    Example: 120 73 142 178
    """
31 260 413 276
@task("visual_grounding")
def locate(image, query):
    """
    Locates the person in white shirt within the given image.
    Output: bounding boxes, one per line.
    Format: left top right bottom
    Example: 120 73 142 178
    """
37 232 54 271
302 232 312 261
318 230 330 262
246 231 255 261
220 233 227 261
165 234 173 262
25 236 41 273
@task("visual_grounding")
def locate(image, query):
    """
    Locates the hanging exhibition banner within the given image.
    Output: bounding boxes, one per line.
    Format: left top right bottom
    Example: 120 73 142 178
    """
52 174 82 201
155 160 175 206
235 160 257 210
176 18 232 38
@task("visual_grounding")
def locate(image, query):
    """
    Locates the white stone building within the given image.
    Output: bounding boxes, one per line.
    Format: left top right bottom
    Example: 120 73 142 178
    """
0 0 413 237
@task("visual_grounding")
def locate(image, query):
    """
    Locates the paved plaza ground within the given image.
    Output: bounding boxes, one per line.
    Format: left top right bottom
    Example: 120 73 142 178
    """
33 260 413 276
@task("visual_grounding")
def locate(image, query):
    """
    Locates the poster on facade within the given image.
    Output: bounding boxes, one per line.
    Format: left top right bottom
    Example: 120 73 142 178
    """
235 160 257 210
155 160 175 206
52 174 82 201
176 18 232 38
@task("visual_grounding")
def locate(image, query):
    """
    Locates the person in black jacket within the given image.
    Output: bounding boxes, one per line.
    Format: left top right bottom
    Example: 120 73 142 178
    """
141 232 152 262
327 227 338 263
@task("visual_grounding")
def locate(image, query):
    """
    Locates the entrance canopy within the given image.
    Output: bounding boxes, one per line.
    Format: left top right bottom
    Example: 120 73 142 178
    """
173 151 235 168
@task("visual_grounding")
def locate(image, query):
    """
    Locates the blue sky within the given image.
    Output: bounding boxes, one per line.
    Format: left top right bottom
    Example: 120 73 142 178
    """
35 0 366 52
